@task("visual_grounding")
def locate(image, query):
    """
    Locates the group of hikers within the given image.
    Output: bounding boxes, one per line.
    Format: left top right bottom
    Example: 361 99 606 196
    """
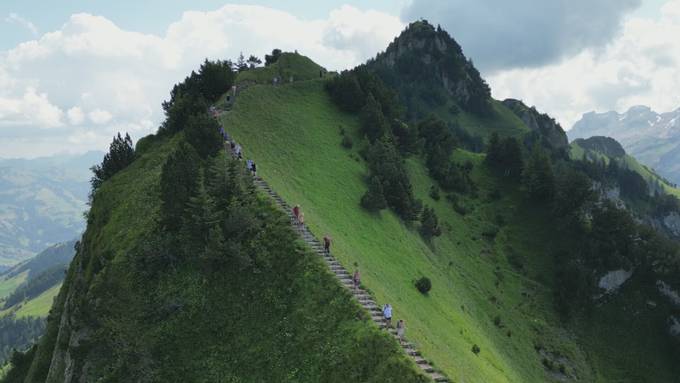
381 303 406 344
292 204 407 342
218 126 257 175
217 124 407 344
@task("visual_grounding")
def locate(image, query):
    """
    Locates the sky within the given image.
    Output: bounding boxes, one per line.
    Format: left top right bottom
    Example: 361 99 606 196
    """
0 0 678 158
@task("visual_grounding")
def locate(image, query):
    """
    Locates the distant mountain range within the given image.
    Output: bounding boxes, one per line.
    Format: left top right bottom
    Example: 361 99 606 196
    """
569 105 680 185
0 152 101 265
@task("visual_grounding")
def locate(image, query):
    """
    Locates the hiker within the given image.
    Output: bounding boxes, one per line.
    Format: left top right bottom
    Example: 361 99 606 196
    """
235 144 243 160
298 212 305 228
352 268 361 291
246 159 253 172
382 304 393 328
292 205 300 224
251 162 257 176
323 235 332 255
396 320 405 344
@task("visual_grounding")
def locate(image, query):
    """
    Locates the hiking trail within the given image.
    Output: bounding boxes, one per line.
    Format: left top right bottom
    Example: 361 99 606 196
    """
252 175 450 383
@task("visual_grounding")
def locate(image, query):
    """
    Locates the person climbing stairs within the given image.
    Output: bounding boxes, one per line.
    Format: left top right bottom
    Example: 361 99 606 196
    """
251 175 450 383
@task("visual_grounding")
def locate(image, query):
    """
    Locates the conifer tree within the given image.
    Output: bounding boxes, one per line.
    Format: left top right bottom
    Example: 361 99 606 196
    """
160 142 200 232
90 132 135 193
185 113 223 159
361 176 387 211
420 206 442 239
360 92 389 142
183 173 220 246
523 144 555 201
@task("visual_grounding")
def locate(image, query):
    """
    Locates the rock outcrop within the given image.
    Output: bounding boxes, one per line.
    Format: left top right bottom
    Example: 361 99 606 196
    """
502 99 569 151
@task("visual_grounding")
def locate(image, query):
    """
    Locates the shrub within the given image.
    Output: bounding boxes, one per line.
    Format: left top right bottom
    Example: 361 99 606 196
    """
415 277 432 294
429 185 440 201
481 224 499 240
493 315 502 328
472 344 481 355
488 188 502 201
341 135 354 149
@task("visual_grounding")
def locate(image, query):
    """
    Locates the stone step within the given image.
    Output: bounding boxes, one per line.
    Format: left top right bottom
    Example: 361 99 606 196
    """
412 355 427 365
252 175 451 383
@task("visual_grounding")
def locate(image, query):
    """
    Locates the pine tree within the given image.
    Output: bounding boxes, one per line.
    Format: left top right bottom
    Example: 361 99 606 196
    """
182 173 220 248
185 113 223 159
523 144 555 201
360 92 389 142
361 176 387 211
235 52 248 72
90 132 135 193
160 142 200 232
420 206 442 239
201 224 226 270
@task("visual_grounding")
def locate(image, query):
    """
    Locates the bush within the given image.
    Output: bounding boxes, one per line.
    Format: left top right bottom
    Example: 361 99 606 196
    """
493 315 502 328
429 185 440 201
415 277 432 294
506 246 524 271
481 225 499 240
341 135 353 149
472 344 481 355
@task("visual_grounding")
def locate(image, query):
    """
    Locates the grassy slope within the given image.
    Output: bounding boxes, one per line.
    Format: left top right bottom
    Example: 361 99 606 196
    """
221 80 593 382
0 272 27 300
19 133 426 382
14 283 61 319
223 76 680 382
570 142 680 197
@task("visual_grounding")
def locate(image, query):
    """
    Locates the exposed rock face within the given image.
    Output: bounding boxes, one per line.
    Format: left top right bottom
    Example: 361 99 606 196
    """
662 212 680 236
647 212 680 240
598 269 633 294
368 20 491 116
669 316 680 336
657 281 680 306
502 99 569 150
570 105 680 185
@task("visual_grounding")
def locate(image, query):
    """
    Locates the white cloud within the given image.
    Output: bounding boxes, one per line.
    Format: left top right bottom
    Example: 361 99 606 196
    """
5 13 38 36
488 0 680 129
0 5 403 158
0 87 63 128
67 106 84 125
88 108 113 125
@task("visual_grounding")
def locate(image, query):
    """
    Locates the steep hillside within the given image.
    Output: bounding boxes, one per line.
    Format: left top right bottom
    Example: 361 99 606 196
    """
570 137 680 197
222 80 589 382
0 240 75 368
221 47 680 382
502 99 569 151
366 21 528 140
2 68 428 381
569 105 680 185
0 153 97 265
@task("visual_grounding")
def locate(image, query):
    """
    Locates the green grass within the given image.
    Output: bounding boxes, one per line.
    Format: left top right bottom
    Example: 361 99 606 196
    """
0 271 27 300
222 78 680 382
235 52 325 86
571 141 680 197
220 79 596 382
15 131 427 382
14 283 61 319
